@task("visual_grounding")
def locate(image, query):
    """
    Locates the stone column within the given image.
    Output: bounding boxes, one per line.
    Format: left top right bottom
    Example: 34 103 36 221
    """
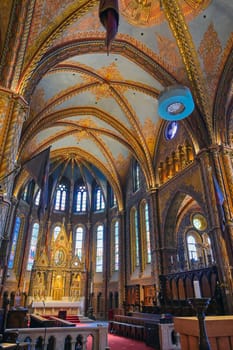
220 147 233 210
0 196 18 277
220 147 233 261
199 149 233 313
0 87 28 257
147 187 162 298
0 88 28 190
118 210 126 311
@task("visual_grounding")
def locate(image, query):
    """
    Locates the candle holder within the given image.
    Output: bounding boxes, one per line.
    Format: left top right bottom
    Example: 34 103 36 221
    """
188 298 211 350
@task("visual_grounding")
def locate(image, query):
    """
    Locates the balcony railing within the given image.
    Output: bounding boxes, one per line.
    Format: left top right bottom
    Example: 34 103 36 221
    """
6 323 108 350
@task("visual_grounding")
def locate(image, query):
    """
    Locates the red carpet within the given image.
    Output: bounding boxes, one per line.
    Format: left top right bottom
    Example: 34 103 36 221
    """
87 333 156 350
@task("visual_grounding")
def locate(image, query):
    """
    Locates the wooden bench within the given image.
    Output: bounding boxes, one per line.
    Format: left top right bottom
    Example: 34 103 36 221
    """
109 313 161 341
30 314 76 328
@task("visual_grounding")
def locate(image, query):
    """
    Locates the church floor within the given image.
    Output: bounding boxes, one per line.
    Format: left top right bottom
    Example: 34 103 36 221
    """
86 332 157 350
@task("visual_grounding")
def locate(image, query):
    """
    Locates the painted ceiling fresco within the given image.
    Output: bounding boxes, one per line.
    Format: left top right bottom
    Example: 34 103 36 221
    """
0 0 232 203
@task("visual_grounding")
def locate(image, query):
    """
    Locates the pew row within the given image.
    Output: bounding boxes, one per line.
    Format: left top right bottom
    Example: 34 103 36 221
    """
109 312 173 348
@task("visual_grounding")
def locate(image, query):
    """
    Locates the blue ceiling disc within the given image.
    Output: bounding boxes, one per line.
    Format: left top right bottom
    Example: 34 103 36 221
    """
158 85 195 120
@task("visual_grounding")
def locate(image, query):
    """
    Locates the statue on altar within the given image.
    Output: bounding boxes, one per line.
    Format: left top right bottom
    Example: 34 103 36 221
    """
70 273 81 300
32 272 45 300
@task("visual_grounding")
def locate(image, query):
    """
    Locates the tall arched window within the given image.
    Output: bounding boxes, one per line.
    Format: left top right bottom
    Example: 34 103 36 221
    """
75 184 87 212
55 183 67 211
113 220 119 271
8 217 21 269
95 187 105 211
96 224 104 272
110 187 117 208
75 226 84 259
35 189 41 206
22 183 30 202
187 235 198 261
207 237 214 263
133 161 140 192
27 222 39 270
140 201 151 269
130 208 140 273
53 225 61 241
134 209 140 267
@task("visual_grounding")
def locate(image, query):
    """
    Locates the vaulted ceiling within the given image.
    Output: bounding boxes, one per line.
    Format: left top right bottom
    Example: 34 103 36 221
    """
0 0 232 208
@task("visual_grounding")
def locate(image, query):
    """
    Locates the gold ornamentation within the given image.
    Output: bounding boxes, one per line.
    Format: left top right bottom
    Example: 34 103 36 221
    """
120 0 210 27
19 0 99 94
162 0 213 141
198 23 222 98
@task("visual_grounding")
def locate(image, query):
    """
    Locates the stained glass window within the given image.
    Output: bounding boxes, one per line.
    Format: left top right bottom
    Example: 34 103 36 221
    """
133 161 140 192
145 202 151 264
187 235 198 261
75 185 87 212
35 189 40 206
27 222 39 270
96 224 104 272
75 226 84 259
53 225 61 240
55 183 67 211
165 121 178 140
8 217 21 269
95 187 105 211
114 220 119 271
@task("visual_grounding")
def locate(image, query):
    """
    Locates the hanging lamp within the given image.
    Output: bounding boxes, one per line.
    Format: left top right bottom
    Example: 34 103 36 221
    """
158 85 194 120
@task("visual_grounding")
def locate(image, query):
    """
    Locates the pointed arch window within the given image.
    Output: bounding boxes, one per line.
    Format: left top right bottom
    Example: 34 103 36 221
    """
133 161 140 192
187 235 198 261
8 217 21 269
53 225 61 241
95 187 105 211
35 189 41 206
207 237 214 263
145 203 151 264
75 184 87 212
22 182 30 202
113 220 119 271
75 226 84 260
96 224 104 272
27 222 39 270
55 183 67 211
130 208 140 272
140 200 151 268
134 210 140 267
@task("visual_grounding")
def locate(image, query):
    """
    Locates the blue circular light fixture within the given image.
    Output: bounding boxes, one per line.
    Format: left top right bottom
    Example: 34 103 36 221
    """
158 85 194 121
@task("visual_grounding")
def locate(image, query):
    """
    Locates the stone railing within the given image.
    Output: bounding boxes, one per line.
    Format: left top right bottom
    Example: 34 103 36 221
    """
6 323 108 350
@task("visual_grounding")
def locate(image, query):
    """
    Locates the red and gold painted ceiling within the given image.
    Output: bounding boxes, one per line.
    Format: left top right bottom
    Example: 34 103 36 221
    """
0 0 232 205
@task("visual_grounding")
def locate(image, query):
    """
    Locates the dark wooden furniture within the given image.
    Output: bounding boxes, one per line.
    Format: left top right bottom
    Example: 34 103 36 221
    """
109 312 162 346
0 331 29 350
159 266 224 316
144 321 160 349
30 314 75 328
30 314 56 328
6 309 28 329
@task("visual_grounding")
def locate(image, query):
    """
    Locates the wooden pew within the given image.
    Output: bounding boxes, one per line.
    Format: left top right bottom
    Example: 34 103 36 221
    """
109 312 162 342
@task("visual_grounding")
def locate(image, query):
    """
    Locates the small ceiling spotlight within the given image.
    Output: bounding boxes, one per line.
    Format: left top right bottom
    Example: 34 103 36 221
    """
158 85 194 121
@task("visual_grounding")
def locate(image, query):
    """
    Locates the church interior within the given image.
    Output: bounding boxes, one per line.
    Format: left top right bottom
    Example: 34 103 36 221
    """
0 0 233 348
